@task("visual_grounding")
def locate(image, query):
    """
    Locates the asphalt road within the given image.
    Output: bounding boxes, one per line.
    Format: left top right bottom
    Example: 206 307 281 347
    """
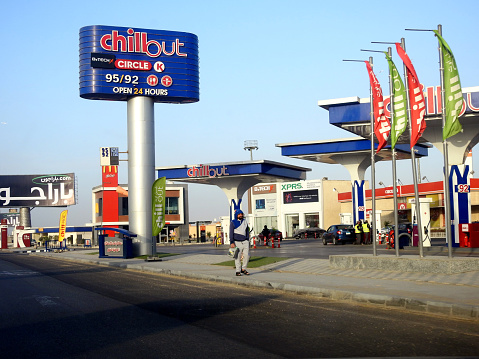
1 253 478 358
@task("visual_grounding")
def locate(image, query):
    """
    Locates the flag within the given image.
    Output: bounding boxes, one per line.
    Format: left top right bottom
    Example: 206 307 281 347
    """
384 52 408 149
395 43 426 149
152 177 166 237
433 30 464 140
58 210 68 242
365 61 391 153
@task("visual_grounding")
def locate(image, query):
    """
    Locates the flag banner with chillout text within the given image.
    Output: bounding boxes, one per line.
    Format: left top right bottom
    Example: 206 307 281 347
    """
433 30 464 140
58 210 68 242
395 43 426 149
384 52 408 149
152 177 166 237
365 62 390 152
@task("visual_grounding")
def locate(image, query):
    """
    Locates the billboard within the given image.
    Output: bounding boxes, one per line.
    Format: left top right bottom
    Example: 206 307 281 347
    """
79 25 199 103
0 174 76 207
0 212 19 227
283 189 318 204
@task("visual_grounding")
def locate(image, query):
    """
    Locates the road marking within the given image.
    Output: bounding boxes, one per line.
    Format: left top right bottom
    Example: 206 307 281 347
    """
34 295 60 307
0 270 38 276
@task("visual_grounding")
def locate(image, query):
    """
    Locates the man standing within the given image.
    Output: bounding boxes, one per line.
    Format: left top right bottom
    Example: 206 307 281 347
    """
362 220 371 244
229 209 250 276
354 220 363 245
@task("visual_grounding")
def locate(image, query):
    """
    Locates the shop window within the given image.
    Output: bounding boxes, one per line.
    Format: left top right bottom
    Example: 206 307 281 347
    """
254 216 278 232
256 199 265 209
98 198 103 216
166 197 179 215
118 197 128 215
305 213 319 228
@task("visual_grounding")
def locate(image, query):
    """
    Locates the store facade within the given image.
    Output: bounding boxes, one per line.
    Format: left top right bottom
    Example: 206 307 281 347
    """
251 179 351 237
91 182 189 242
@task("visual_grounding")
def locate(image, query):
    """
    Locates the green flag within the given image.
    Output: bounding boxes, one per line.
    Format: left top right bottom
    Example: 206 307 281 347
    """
384 52 408 149
152 177 166 237
433 30 463 140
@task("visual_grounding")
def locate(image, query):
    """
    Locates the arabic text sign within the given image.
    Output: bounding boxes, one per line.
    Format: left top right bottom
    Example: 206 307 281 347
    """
0 174 76 207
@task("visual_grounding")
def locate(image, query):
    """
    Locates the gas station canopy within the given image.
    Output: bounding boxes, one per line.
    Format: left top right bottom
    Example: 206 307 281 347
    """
276 137 429 165
156 160 310 184
156 160 311 209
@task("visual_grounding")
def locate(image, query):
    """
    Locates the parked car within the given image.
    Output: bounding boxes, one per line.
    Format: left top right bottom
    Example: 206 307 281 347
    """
294 227 326 239
322 224 355 245
387 223 414 249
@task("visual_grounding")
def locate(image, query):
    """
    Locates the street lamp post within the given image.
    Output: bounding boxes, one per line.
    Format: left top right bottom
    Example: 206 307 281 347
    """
244 140 259 215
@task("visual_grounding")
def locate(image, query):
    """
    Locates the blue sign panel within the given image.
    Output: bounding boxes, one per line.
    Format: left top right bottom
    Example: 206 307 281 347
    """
79 25 199 103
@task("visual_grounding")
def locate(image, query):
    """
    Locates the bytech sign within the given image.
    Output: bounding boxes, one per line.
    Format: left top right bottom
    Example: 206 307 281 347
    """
79 25 199 103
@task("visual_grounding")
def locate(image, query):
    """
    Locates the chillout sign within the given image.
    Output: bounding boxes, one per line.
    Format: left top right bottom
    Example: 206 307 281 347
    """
79 25 199 103
99 29 188 58
187 165 230 178
383 85 479 118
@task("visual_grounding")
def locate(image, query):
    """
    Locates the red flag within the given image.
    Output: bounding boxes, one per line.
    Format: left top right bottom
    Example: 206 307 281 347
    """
395 43 426 148
365 61 390 153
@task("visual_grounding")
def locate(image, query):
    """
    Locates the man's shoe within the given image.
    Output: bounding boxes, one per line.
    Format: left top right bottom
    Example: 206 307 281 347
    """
236 272 241 276
241 270 250 275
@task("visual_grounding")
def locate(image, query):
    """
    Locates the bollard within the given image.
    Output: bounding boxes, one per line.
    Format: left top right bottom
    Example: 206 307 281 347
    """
271 237 275 248
253 238 256 249
264 236 268 246
277 238 281 248
314 232 317 239
305 232 307 239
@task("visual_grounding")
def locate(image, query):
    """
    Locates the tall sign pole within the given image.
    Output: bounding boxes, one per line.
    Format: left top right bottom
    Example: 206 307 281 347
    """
128 96 155 255
80 26 199 256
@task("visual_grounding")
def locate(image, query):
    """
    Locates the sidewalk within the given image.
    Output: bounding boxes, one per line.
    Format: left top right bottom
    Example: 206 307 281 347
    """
26 248 479 321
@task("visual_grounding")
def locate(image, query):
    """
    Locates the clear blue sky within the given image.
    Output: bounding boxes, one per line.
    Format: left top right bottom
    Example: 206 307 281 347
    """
1 0 479 227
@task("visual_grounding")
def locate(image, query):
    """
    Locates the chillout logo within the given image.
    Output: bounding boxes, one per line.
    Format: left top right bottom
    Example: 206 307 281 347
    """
100 28 187 58
383 85 479 118
187 165 229 178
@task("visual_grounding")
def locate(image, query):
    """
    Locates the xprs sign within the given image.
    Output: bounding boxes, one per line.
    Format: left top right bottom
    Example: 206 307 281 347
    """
79 25 199 103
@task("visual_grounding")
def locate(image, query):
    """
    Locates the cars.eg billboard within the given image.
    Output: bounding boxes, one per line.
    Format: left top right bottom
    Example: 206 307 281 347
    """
79 25 199 103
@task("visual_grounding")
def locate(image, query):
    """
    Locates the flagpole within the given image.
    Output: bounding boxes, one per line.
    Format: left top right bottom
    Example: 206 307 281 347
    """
344 57 379 255
371 42 402 256
361 50 388 255
400 38 425 257
368 56 378 256
386 46 401 258
436 24 453 258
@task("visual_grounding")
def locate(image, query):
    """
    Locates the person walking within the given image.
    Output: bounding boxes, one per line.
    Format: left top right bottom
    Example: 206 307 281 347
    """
362 220 371 244
261 225 270 244
354 220 363 245
229 209 250 276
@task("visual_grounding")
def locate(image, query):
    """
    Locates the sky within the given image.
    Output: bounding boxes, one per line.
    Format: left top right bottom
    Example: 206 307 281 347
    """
1 0 479 227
